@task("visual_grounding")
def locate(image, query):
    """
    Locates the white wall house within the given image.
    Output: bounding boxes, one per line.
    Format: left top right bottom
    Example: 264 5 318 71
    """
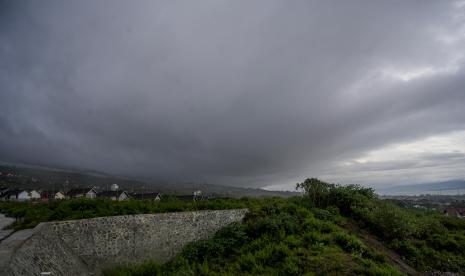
66 188 98 199
16 190 40 201
17 190 31 201
29 190 41 200
15 190 24 201
97 191 130 201
55 191 65 200
118 191 130 201
86 189 97 199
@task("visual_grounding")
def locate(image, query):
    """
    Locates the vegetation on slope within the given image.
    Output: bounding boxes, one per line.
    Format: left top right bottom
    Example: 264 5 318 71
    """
0 198 246 230
297 178 465 274
105 197 400 275
354 199 465 272
2 178 465 274
105 179 465 275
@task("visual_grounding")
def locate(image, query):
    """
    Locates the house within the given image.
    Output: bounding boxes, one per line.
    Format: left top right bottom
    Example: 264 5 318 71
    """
55 191 66 200
41 191 66 201
0 188 10 201
98 190 131 201
17 190 41 201
66 188 97 199
130 192 161 201
1 189 21 201
41 191 55 201
444 207 465 219
22 190 41 201
1 189 40 201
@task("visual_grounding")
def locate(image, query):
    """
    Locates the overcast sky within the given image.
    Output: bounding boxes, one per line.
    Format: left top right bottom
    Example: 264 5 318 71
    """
1 0 465 190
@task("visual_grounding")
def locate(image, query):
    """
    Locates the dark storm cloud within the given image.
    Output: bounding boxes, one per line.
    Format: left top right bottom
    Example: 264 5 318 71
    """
1 0 465 187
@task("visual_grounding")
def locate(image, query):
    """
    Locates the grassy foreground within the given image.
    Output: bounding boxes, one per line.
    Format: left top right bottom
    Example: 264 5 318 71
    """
105 196 400 275
2 179 465 274
104 180 465 275
0 197 246 230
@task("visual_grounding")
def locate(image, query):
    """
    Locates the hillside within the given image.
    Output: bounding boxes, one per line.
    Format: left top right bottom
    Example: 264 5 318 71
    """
104 179 465 275
2 178 464 275
0 164 297 198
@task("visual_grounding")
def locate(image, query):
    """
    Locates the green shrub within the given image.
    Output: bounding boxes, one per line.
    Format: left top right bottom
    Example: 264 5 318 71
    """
103 191 402 275
7 179 463 275
333 232 366 255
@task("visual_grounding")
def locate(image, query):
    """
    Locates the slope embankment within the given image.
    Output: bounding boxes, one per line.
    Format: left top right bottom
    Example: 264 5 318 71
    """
0 209 248 276
343 221 418 276
0 214 15 241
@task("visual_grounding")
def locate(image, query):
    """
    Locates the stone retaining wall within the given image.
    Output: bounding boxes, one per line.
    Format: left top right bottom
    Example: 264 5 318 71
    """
0 209 248 275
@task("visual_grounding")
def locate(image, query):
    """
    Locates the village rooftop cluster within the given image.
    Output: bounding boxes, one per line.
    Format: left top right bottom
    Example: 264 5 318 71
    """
0 186 163 202
0 168 213 202
0 185 212 202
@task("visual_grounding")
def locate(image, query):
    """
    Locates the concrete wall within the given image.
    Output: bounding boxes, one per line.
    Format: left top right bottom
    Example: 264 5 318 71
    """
0 209 247 276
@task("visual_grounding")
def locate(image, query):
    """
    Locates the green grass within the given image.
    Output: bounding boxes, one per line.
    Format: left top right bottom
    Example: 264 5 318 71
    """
3 178 465 274
0 197 247 230
104 197 402 275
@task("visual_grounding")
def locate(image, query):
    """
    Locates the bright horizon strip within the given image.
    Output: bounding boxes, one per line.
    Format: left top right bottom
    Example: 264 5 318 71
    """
263 130 465 192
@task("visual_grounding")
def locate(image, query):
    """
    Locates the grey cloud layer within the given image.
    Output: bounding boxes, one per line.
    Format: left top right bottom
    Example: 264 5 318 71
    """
1 0 465 187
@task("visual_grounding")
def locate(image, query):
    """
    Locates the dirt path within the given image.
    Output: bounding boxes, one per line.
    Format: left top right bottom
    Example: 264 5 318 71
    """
343 221 419 276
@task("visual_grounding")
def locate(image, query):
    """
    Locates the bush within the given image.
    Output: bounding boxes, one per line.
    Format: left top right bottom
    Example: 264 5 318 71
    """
104 192 401 275
334 232 366 255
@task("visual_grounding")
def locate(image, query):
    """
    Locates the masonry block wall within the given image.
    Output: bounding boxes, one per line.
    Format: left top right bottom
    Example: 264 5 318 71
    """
1 209 248 276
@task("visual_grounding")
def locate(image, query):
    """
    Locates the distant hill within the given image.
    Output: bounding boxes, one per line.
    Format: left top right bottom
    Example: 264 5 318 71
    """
152 181 298 198
377 180 465 195
0 164 297 198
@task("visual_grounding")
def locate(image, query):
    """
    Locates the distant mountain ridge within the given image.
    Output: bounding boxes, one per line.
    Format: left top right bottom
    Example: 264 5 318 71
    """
378 180 465 195
0 163 297 198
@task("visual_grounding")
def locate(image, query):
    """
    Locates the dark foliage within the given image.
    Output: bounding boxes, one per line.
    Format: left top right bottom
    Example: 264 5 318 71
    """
3 178 465 274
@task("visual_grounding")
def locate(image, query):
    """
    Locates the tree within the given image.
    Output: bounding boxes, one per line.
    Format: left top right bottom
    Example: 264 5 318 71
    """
296 178 333 207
